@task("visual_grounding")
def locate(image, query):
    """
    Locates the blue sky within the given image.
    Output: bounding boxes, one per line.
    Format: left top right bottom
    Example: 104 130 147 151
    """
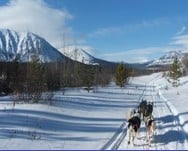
0 0 188 63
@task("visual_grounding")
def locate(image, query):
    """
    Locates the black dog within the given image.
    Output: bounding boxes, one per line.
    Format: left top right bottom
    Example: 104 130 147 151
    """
144 102 153 118
138 99 147 120
138 100 153 121
127 112 141 145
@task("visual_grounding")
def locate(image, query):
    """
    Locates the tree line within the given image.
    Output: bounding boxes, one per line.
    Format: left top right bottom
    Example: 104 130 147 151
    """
0 55 115 102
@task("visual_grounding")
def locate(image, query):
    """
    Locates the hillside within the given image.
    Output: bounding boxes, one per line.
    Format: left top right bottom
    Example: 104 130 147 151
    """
147 51 185 67
59 46 99 65
0 29 67 62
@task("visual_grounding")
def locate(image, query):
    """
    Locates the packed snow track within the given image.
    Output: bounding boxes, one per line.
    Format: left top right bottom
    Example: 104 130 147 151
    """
0 79 188 149
117 85 188 150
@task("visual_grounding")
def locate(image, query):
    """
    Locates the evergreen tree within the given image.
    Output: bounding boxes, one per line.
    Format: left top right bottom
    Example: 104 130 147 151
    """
79 65 95 92
169 57 181 87
11 56 20 93
26 54 44 102
115 62 129 87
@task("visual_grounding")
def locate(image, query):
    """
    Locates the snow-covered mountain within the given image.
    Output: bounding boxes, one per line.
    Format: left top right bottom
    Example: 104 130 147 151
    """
59 46 99 65
0 29 66 62
147 50 185 67
59 46 121 70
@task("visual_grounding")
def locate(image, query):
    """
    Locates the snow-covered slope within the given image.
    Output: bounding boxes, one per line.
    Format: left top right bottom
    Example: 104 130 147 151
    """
0 29 65 62
0 73 188 149
59 46 99 65
147 50 185 67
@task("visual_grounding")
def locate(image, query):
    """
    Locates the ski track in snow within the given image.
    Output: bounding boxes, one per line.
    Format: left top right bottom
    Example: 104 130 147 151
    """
0 74 188 149
118 84 188 150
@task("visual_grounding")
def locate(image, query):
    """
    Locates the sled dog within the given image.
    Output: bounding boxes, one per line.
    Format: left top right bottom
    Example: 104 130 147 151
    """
127 110 141 145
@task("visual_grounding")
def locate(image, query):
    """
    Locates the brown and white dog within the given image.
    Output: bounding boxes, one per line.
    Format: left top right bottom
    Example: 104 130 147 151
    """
144 115 156 146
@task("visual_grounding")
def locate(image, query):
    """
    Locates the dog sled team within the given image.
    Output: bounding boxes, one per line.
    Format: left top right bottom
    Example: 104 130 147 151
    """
126 99 156 147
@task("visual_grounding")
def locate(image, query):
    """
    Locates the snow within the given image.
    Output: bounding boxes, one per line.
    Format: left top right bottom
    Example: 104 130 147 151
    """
133 72 188 134
147 50 184 67
59 46 99 65
0 29 65 62
120 72 188 150
0 72 188 149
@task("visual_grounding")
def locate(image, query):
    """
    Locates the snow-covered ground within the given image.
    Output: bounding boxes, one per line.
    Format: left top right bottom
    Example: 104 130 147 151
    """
132 72 188 136
0 72 188 150
119 73 188 150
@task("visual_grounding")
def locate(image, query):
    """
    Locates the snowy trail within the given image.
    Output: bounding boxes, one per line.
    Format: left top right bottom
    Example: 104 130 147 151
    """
101 85 146 150
0 77 188 150
118 84 188 150
0 84 143 150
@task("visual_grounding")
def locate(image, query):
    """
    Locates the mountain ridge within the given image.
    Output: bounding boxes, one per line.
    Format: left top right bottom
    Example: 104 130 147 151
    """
147 50 186 68
59 46 99 65
0 29 66 62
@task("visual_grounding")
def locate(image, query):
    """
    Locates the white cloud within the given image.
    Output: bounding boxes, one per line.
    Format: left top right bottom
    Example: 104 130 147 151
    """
98 46 185 63
88 26 121 38
170 34 188 49
88 17 171 38
0 0 73 48
98 47 160 63
176 26 187 35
